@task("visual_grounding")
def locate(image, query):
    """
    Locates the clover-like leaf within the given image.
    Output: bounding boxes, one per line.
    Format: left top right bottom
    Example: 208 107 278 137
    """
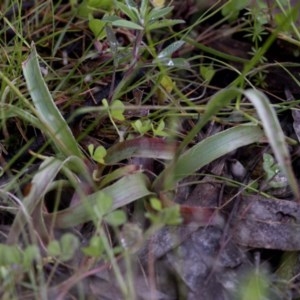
105 210 127 226
89 19 107 40
93 146 107 164
111 100 125 121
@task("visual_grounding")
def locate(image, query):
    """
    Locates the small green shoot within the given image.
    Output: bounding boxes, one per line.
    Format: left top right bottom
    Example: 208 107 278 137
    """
93 191 113 219
132 119 152 135
236 268 270 300
102 99 125 140
47 233 80 262
263 153 288 189
88 18 107 40
82 236 105 257
146 204 182 226
105 210 127 227
88 144 107 164
200 64 216 83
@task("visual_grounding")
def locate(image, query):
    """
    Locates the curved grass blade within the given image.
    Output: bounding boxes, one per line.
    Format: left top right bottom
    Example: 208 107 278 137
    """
7 156 90 244
153 124 264 191
7 157 65 244
46 173 153 228
177 88 240 154
0 103 40 128
22 42 83 158
243 89 300 200
98 164 141 188
105 137 177 164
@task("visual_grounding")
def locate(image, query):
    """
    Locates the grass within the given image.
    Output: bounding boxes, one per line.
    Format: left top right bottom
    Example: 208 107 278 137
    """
1 0 300 299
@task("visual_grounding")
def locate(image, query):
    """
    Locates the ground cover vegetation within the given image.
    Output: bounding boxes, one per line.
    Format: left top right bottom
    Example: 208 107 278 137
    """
1 0 300 299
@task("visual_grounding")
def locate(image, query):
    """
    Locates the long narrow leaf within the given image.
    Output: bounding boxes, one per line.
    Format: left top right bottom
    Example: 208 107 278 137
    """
106 137 177 164
148 19 185 30
177 88 240 154
7 156 90 244
45 173 153 228
22 42 83 158
244 89 300 200
153 124 264 191
7 157 65 244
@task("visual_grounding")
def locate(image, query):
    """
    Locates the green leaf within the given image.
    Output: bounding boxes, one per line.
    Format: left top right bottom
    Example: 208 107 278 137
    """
22 246 40 269
99 165 140 188
147 6 173 22
93 146 107 164
237 269 269 300
161 205 182 225
82 236 104 257
102 15 121 22
147 19 185 30
60 233 80 261
178 88 240 153
146 205 182 225
0 245 22 266
105 25 119 55
78 1 92 18
125 0 138 9
157 40 185 58
46 173 153 228
140 0 148 16
105 210 127 226
200 64 215 82
263 153 278 180
88 144 95 157
0 103 40 128
263 153 287 189
221 0 250 21
132 119 151 135
7 156 90 244
47 240 61 257
94 192 113 217
22 42 83 158
88 0 113 10
111 100 125 121
152 120 168 137
153 57 190 68
244 89 300 199
115 1 140 23
149 197 162 211
112 19 144 30
105 137 177 164
89 19 107 40
154 125 264 191
102 98 109 108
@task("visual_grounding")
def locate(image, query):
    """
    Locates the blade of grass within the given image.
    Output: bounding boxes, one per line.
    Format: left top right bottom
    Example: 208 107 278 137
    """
177 88 240 154
0 103 40 128
22 42 83 158
45 173 153 228
7 156 91 244
7 157 64 244
243 89 300 200
167 83 298 198
153 124 264 191
105 137 177 164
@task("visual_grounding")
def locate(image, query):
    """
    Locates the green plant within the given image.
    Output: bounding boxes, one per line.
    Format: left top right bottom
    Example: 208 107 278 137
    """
243 4 269 87
1 0 300 298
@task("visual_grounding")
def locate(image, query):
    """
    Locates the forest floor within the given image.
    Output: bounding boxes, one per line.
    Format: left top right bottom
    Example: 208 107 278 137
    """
1 1 300 299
